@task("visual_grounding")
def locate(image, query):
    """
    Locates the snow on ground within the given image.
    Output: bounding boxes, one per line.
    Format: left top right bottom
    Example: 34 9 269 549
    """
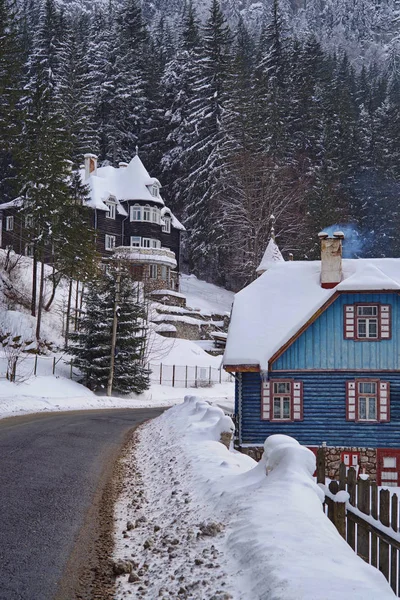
180 274 234 316
148 331 223 368
0 376 234 420
114 397 395 600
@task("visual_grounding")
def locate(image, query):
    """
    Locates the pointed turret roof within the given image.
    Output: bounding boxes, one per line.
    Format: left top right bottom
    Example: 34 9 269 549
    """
256 238 285 275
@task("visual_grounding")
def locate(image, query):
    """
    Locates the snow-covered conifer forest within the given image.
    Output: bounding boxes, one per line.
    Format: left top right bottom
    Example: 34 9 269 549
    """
2 0 400 290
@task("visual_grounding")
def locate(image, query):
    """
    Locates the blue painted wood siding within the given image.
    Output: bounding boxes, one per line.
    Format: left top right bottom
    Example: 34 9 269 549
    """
272 293 400 371
239 371 400 447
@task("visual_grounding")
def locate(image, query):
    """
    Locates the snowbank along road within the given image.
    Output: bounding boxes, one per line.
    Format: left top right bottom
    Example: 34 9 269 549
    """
0 408 164 600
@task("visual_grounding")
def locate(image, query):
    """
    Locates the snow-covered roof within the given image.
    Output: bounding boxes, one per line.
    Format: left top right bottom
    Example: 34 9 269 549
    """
81 155 185 230
0 198 24 210
223 258 400 371
256 238 284 274
82 156 165 209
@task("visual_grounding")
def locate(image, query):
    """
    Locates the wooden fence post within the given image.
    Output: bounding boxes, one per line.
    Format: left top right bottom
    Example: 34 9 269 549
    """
328 481 338 522
159 363 163 385
185 365 188 388
172 365 175 388
195 365 198 388
347 468 357 551
34 355 38 376
390 493 398 593
357 478 371 562
316 446 326 484
52 357 56 375
209 365 212 386
371 484 378 567
338 463 347 490
379 489 390 581
219 367 222 384
70 360 73 380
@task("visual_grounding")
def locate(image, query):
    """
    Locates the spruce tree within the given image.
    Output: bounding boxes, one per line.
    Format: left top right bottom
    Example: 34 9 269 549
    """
70 278 113 391
113 275 150 394
183 0 232 280
0 0 24 202
70 270 150 394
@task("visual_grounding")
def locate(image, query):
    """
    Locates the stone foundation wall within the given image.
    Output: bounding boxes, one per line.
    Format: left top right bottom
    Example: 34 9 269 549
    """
237 445 378 481
324 446 377 481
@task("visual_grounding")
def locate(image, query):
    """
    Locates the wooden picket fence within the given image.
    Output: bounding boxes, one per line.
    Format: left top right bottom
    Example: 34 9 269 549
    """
319 455 400 595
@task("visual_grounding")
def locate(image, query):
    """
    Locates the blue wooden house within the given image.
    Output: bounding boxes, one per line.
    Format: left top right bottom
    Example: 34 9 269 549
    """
223 232 400 485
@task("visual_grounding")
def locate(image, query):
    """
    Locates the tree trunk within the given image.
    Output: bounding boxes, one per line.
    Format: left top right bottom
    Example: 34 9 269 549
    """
74 280 80 331
31 253 37 317
65 278 73 348
35 259 45 342
45 269 62 312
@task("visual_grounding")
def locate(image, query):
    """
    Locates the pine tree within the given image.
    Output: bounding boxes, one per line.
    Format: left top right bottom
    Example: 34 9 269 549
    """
70 277 113 391
161 2 202 213
0 0 24 202
252 0 289 157
113 274 150 394
70 270 150 394
183 0 232 280
57 18 98 165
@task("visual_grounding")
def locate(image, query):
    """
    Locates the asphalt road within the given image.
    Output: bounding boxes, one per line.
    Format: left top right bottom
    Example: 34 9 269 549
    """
0 408 164 600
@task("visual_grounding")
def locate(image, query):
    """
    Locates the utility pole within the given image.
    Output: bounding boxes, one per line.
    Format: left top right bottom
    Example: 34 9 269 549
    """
107 262 121 396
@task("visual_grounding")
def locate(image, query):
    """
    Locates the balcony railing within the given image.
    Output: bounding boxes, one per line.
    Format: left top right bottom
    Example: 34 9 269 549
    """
114 245 177 268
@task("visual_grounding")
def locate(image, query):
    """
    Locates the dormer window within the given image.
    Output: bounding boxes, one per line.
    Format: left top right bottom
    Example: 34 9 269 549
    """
150 185 159 197
162 217 171 233
106 200 116 220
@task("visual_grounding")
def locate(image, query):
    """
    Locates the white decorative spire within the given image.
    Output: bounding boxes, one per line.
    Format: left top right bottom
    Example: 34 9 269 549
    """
256 215 285 276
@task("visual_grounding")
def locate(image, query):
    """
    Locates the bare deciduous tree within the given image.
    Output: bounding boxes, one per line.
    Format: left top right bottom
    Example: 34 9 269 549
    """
219 151 307 290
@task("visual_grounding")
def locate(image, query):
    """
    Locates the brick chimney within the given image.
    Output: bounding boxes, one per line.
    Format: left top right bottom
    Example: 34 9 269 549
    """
319 231 345 288
84 153 98 180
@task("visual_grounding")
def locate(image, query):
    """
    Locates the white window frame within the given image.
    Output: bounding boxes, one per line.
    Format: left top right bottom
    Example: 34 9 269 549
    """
358 381 378 421
162 217 171 233
5 216 14 231
143 205 151 221
150 185 159 198
106 201 116 220
356 305 378 339
142 238 161 249
272 381 292 421
130 205 142 222
105 234 116 251
25 214 33 228
149 264 158 279
151 207 160 224
130 236 141 247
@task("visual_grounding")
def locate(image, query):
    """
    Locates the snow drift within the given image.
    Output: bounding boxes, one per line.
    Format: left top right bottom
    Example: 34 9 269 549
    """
129 397 395 599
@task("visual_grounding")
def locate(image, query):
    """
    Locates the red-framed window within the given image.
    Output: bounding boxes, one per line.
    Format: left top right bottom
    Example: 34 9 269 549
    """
261 379 303 422
346 379 390 422
344 303 391 341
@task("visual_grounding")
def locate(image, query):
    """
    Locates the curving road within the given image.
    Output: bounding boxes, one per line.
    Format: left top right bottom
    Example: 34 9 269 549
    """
0 408 164 600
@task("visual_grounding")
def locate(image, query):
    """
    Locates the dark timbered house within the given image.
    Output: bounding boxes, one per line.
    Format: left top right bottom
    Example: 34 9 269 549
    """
0 154 185 291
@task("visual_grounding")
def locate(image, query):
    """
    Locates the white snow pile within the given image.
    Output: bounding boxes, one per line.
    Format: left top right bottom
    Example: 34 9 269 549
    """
114 398 395 600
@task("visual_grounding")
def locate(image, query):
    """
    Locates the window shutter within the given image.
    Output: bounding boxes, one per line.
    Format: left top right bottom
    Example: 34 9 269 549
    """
380 305 391 339
261 380 270 420
379 381 390 422
346 381 356 420
292 381 303 421
344 305 355 339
